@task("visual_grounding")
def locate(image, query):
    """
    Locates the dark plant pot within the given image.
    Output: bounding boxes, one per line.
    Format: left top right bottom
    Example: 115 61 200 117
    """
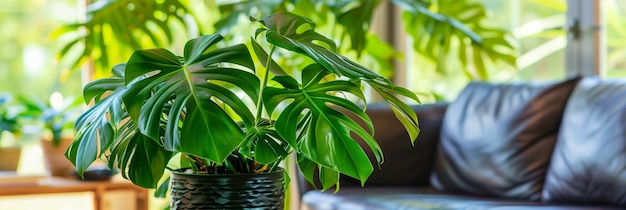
170 169 285 210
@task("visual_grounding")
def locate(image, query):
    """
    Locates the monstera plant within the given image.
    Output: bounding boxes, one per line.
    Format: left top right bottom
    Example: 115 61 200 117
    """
67 12 420 208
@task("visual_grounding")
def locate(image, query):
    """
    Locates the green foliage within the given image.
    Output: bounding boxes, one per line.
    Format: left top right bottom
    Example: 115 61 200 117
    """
123 35 259 164
1 0 83 109
56 0 517 83
17 94 82 146
0 94 22 141
213 0 516 81
215 0 287 32
67 12 420 191
53 0 203 77
67 65 128 178
0 93 82 147
328 0 382 55
393 0 516 80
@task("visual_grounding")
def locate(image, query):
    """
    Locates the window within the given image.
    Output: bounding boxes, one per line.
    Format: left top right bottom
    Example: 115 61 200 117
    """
0 0 82 100
602 0 626 77
402 0 568 103
482 0 567 81
401 0 614 102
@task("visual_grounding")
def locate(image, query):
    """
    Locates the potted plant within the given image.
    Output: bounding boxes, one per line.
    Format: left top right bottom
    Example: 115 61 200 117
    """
67 12 420 209
0 93 24 172
18 93 82 176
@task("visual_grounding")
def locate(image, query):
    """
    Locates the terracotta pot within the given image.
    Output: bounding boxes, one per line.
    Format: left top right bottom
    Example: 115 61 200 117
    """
40 137 75 177
170 169 285 209
0 147 21 171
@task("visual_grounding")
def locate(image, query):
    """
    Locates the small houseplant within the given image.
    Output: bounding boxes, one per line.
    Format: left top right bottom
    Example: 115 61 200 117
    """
18 93 81 146
67 12 420 209
18 93 82 176
0 93 24 171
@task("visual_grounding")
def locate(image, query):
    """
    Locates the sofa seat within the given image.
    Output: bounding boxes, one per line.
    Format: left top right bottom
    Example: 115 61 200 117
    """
302 187 621 210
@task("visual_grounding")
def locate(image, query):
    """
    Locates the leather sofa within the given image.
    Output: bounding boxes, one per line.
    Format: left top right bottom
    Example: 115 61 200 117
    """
299 76 626 209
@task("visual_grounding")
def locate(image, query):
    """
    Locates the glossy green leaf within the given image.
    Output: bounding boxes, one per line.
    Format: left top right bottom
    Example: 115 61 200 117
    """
237 119 292 164
257 12 420 142
250 37 287 76
254 129 289 164
66 67 128 176
121 34 259 164
258 11 387 82
370 83 421 143
297 154 318 189
108 120 172 188
263 64 378 184
129 135 172 188
154 176 170 198
319 166 340 192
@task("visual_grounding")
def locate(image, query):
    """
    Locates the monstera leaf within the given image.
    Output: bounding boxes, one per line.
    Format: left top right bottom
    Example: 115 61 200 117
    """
66 65 128 176
66 65 172 188
238 119 290 166
256 11 380 80
122 34 260 164
257 11 420 142
109 120 172 188
263 64 380 189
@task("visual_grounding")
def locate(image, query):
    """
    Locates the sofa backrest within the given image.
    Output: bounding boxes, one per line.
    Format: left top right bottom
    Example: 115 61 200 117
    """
430 77 580 201
347 103 447 187
543 77 626 206
300 103 448 191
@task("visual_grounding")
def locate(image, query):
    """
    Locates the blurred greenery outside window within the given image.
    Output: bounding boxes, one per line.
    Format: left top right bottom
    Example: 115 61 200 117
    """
1 0 81 138
407 0 568 102
0 0 82 102
407 0 626 102
603 0 626 78
0 0 83 147
0 0 83 177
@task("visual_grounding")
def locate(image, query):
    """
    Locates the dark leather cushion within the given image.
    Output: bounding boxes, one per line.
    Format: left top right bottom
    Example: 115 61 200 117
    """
301 104 447 192
329 103 447 188
355 103 447 186
543 77 626 206
431 78 580 201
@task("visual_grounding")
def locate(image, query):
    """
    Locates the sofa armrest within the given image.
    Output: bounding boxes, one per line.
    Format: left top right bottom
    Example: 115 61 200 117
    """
298 103 448 193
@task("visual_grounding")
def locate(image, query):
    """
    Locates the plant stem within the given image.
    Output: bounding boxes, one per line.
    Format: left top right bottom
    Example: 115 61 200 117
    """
254 45 276 125
267 157 282 172
237 152 250 174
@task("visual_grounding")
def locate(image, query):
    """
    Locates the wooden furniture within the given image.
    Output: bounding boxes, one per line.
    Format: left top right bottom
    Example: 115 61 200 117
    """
0 175 148 210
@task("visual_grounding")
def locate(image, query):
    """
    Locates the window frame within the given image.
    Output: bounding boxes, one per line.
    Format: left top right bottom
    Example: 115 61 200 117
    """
566 0 604 77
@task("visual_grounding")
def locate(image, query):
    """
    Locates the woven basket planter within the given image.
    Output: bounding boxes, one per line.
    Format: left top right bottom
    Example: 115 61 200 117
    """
170 169 285 209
